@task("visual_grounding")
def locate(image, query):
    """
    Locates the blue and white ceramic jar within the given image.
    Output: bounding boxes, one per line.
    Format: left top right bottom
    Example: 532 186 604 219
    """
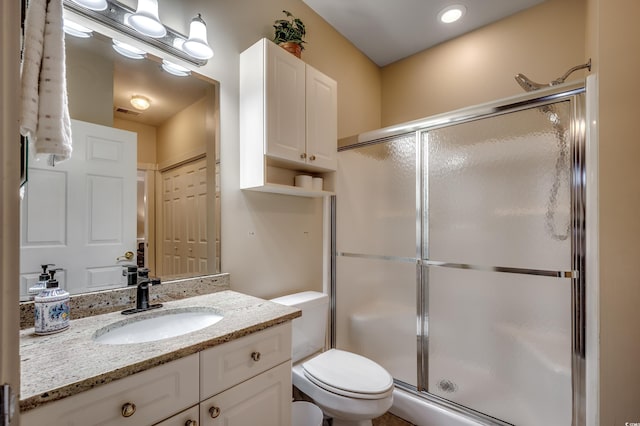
34 287 70 335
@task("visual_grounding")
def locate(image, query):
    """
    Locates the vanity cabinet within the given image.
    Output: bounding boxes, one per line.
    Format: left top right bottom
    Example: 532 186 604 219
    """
200 362 291 426
240 38 337 197
21 354 200 426
21 323 293 426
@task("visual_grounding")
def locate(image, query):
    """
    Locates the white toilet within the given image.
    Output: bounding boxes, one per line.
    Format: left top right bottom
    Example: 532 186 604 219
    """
272 291 394 426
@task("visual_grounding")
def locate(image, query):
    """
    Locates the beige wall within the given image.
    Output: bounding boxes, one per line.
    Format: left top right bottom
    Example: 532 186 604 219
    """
145 0 382 299
157 96 207 166
380 0 587 126
66 43 114 126
113 117 158 165
588 0 640 423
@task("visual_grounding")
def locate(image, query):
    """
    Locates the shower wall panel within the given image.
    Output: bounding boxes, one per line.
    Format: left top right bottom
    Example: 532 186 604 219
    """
336 134 418 386
424 101 576 426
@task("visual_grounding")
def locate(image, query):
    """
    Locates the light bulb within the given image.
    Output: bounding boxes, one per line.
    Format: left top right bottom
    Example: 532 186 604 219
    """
130 95 151 110
182 14 213 60
70 0 107 11
161 60 191 77
113 40 146 59
438 5 466 24
128 0 166 38
63 19 93 38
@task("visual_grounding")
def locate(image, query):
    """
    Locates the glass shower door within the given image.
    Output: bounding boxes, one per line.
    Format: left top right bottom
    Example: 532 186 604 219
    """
335 134 418 386
423 102 576 425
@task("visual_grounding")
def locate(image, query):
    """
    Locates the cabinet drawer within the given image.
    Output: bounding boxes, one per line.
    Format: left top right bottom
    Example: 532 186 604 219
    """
200 322 291 399
200 361 292 426
154 405 199 426
22 354 199 426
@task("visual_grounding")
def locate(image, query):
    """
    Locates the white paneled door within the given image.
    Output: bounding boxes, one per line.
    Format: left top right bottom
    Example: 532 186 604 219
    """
20 119 137 296
160 157 208 277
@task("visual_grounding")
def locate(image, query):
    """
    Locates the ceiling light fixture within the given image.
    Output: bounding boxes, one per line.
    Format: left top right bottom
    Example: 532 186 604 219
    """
63 19 93 38
130 95 151 110
182 14 214 60
438 5 466 24
128 0 166 38
161 60 191 77
112 40 147 59
63 0 212 66
69 0 107 11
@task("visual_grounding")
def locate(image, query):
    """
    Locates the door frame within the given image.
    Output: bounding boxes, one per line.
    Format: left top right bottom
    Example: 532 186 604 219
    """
1 0 22 423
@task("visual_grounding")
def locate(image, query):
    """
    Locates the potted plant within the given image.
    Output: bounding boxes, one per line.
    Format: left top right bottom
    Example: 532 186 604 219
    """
273 10 306 58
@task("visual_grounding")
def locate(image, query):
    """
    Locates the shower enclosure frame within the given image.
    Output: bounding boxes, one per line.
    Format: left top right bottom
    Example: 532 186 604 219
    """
331 81 586 426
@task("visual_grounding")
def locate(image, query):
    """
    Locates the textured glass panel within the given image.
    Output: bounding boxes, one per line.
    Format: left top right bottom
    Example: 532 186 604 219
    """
336 256 417 386
337 135 417 258
426 102 572 271
427 267 571 426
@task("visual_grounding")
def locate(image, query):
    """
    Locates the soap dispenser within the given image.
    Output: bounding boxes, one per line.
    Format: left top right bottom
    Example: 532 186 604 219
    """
28 263 54 300
34 268 70 335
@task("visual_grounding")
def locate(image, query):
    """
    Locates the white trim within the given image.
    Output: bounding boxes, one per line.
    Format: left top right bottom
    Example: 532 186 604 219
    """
585 73 600 426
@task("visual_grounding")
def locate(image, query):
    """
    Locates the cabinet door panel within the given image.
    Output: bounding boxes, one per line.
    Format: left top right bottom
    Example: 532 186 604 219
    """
21 354 199 426
265 42 306 163
200 362 292 426
200 322 291 399
306 66 337 171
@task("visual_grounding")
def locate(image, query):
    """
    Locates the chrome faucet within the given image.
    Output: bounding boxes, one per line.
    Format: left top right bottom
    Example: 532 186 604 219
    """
122 268 163 315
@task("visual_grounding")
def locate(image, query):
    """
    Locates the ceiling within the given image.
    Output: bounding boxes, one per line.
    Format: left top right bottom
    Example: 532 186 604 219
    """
300 0 546 66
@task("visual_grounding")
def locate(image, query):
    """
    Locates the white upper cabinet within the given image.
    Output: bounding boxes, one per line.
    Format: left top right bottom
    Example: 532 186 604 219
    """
240 38 337 197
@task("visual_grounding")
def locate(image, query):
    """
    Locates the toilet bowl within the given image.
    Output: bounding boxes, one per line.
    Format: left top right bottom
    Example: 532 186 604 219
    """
271 291 394 426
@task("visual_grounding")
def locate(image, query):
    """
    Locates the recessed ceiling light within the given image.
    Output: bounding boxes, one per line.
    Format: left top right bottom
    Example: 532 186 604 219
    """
130 95 151 111
438 5 466 24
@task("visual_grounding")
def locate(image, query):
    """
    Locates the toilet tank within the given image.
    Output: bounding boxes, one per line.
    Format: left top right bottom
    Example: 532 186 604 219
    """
271 291 329 363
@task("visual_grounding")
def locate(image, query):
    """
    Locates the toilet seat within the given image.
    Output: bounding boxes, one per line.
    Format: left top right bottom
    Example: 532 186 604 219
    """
302 349 394 400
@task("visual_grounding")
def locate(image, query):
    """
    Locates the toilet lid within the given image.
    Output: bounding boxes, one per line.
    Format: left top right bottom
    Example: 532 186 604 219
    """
302 349 394 399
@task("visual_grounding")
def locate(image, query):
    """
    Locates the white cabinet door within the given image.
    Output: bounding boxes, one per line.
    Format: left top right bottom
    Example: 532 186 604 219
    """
265 40 306 164
200 322 292 400
21 354 199 426
200 362 292 426
20 119 137 296
306 65 337 171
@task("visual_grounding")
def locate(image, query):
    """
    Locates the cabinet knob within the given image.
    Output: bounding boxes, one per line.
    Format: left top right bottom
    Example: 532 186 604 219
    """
121 402 136 417
300 153 307 159
185 420 198 426
309 155 316 161
209 406 221 418
251 351 261 362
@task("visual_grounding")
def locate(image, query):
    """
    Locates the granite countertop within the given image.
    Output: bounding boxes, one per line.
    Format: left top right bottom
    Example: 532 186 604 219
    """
20 290 301 412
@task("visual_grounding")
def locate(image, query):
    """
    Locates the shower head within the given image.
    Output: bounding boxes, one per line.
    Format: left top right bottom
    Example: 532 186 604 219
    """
515 59 592 92
514 73 549 92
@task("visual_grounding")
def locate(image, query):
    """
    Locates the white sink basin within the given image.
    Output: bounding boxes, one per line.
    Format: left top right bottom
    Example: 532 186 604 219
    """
94 309 223 345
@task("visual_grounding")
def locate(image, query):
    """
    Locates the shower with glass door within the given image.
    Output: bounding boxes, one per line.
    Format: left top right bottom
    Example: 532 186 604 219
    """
333 83 586 426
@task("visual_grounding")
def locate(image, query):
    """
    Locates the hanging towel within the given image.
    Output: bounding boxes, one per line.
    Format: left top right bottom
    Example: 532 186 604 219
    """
20 0 72 164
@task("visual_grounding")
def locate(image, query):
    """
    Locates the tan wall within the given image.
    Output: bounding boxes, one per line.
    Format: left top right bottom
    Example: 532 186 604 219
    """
113 117 158 165
66 42 114 127
156 96 207 166
588 0 640 423
147 0 382 299
380 0 587 126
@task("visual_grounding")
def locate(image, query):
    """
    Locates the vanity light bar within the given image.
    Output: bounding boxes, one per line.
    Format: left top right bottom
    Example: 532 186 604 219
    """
63 0 207 66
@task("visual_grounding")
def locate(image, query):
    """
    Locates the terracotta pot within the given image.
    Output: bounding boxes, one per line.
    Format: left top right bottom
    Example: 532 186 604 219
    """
279 42 302 58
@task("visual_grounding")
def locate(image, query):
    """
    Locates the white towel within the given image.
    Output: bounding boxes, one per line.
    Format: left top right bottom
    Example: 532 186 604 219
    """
20 0 72 164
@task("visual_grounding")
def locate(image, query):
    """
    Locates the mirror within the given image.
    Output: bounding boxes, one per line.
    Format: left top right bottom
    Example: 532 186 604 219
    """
19 20 221 301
